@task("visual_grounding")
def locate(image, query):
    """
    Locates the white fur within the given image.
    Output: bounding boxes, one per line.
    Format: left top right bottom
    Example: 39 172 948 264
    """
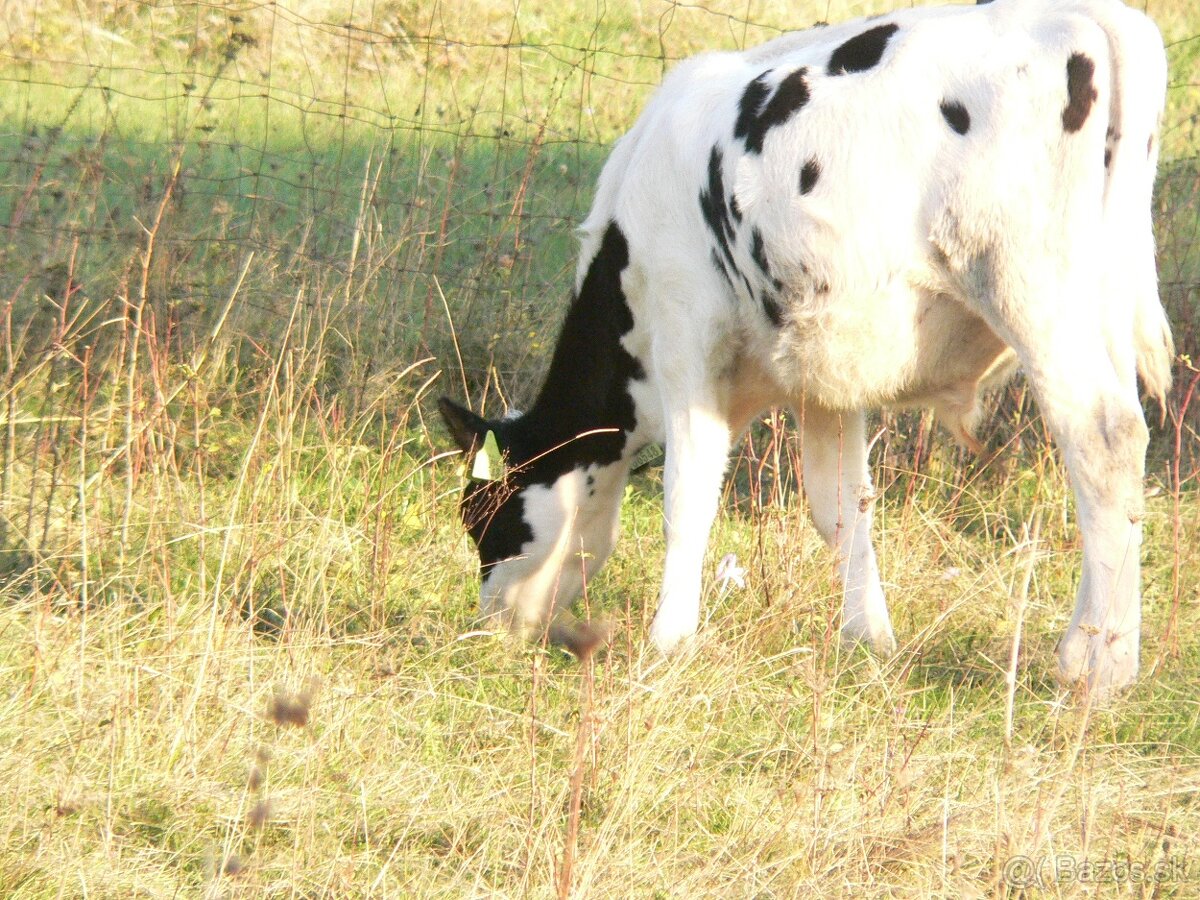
481 464 626 632
479 0 1170 697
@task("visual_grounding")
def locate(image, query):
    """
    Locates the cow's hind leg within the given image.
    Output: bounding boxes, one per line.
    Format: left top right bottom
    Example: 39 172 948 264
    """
1048 381 1147 696
799 404 897 657
986 313 1147 697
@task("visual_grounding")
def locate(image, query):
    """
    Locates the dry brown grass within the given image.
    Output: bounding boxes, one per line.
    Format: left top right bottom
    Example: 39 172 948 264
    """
1 0 1199 896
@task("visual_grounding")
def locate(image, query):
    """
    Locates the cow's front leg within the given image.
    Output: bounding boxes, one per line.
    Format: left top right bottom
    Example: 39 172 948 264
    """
799 404 897 657
648 401 732 652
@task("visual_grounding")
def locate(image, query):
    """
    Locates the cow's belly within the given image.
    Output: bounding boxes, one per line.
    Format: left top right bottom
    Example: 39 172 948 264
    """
769 279 1013 414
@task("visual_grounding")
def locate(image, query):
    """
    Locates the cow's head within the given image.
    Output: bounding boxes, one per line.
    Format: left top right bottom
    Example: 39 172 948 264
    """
439 397 615 633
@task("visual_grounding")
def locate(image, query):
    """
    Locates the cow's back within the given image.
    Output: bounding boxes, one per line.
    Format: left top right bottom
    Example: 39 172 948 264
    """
578 0 1167 417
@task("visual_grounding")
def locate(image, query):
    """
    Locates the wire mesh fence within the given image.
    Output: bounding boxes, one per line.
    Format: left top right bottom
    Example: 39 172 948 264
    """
0 0 1198 497
2 1 819 397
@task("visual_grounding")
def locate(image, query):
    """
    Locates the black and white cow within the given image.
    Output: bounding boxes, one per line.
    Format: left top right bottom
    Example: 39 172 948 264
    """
440 0 1172 695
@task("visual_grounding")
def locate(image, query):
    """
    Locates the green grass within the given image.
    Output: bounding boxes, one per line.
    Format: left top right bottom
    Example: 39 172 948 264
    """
1 0 1200 896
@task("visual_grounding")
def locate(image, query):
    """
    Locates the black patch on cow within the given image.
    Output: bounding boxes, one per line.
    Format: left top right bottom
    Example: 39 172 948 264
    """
827 23 898 76
521 222 644 468
799 158 821 194
710 247 752 301
1103 127 1119 169
749 228 784 327
445 222 645 569
759 68 811 149
976 0 994 5
735 68 811 154
1062 53 1097 133
699 146 741 280
760 291 784 327
735 72 772 148
749 228 770 277
460 477 535 573
711 248 734 291
939 100 970 135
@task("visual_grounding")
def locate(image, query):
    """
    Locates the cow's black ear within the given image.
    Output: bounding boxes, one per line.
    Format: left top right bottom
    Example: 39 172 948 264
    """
438 397 490 454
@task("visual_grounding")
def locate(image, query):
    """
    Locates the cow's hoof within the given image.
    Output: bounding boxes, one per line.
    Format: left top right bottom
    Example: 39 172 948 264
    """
649 612 699 654
840 617 898 658
1057 627 1138 701
548 617 612 659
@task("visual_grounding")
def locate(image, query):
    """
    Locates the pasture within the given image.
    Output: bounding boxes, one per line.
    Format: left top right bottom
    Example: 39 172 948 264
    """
1 0 1200 896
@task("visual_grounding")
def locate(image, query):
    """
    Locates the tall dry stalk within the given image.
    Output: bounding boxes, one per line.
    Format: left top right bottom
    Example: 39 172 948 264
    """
1004 514 1040 748
121 153 184 560
1 300 14 563
556 651 595 900
1162 359 1200 658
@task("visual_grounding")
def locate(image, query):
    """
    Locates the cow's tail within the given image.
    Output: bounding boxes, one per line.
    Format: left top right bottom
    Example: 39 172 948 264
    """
1098 0 1173 414
1134 286 1174 415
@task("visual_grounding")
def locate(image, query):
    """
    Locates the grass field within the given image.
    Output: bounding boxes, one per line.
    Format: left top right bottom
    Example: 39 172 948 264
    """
1 0 1200 896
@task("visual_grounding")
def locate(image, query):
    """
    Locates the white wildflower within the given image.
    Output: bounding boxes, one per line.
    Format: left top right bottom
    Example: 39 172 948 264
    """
716 553 747 591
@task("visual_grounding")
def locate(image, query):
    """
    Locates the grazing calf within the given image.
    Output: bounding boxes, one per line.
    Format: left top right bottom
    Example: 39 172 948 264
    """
440 0 1172 695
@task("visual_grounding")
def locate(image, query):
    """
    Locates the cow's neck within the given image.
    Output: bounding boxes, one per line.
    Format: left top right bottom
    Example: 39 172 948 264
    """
515 223 644 471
